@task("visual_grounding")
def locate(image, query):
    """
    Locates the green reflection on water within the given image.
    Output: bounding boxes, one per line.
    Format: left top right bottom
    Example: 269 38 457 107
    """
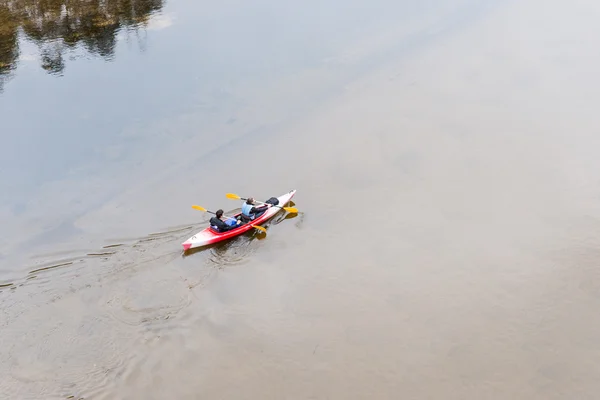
0 0 165 90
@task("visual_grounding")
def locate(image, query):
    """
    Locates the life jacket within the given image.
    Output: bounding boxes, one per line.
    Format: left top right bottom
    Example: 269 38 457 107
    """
209 216 220 232
241 203 254 218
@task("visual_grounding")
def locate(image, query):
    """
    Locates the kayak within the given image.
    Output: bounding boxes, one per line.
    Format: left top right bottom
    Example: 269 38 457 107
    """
182 189 297 251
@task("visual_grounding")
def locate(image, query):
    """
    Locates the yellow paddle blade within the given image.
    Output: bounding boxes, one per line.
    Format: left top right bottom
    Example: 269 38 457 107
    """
283 206 298 213
252 224 267 233
225 193 241 200
191 205 207 212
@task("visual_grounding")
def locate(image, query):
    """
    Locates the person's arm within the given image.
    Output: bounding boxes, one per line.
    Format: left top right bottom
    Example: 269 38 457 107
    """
251 205 269 213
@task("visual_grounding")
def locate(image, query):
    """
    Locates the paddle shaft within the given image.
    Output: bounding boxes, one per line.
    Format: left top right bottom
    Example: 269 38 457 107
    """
202 210 236 222
239 197 288 211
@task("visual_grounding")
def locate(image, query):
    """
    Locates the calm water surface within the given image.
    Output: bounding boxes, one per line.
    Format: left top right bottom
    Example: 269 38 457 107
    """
2 0 600 398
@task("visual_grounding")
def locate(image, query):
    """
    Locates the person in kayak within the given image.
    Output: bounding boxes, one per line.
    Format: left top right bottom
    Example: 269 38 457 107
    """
240 197 270 222
210 209 240 232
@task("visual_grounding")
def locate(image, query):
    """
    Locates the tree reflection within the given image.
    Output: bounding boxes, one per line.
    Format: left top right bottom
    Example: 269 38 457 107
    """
0 5 19 89
0 0 164 90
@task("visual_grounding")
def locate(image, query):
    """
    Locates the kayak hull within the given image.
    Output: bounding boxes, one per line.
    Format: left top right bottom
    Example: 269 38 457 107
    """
182 189 296 251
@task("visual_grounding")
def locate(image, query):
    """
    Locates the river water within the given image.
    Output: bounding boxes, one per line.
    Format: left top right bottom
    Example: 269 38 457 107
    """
2 0 600 399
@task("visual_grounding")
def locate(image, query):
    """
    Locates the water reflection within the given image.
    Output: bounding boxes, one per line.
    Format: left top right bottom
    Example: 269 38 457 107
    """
0 0 164 90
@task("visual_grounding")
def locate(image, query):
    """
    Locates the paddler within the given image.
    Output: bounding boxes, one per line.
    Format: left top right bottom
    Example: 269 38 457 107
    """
210 209 240 232
241 197 270 221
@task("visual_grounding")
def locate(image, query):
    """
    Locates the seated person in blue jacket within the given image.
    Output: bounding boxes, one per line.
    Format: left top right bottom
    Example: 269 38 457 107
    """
210 209 240 232
241 197 270 221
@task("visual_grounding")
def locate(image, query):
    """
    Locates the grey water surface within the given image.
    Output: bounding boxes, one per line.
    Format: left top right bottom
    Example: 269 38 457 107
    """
2 0 600 398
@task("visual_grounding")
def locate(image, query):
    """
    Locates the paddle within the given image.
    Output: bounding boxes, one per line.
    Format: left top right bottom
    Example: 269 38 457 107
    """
191 205 267 233
224 193 298 213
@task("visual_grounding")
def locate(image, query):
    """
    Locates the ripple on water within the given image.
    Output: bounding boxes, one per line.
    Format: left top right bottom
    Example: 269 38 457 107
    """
0 223 202 399
0 214 300 398
207 234 259 267
4 308 135 400
102 269 192 329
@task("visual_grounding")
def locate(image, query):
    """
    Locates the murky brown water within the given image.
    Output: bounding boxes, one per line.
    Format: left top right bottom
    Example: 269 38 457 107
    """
3 0 600 398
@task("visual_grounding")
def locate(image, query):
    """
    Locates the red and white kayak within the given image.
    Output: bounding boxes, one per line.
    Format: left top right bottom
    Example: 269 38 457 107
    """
182 189 297 251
